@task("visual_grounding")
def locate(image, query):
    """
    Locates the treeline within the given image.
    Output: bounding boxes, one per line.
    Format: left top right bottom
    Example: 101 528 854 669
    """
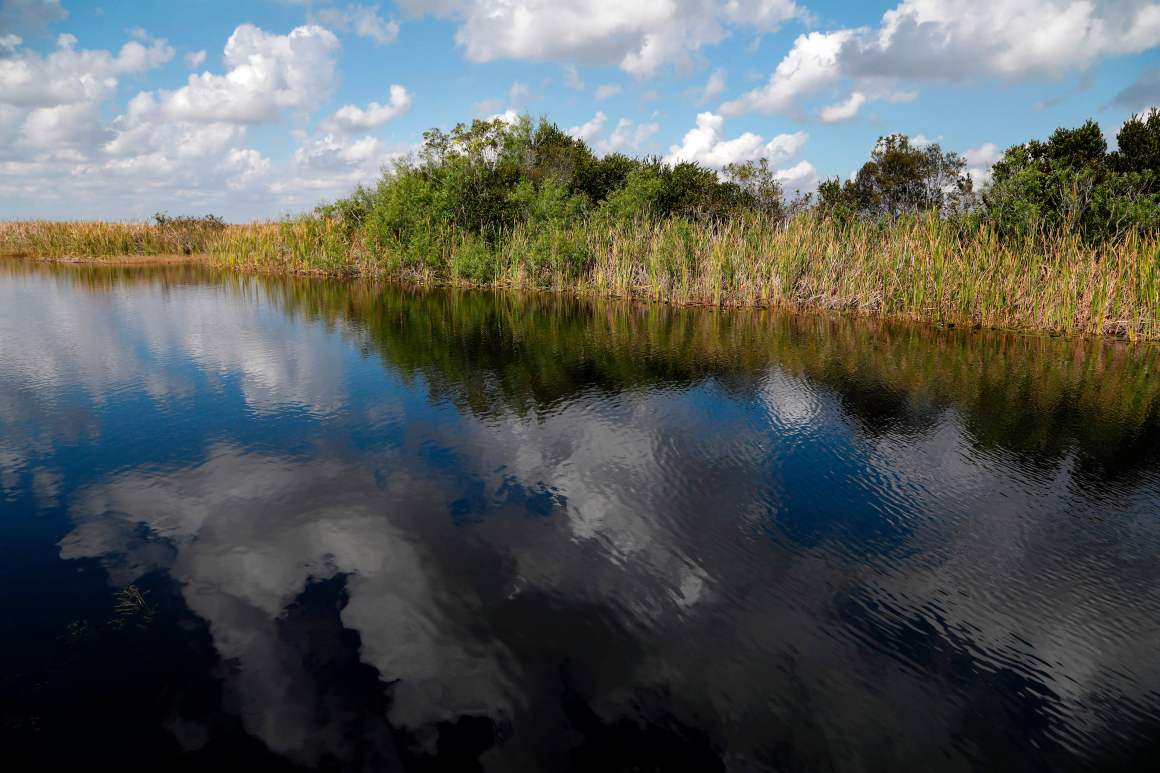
317 109 1160 273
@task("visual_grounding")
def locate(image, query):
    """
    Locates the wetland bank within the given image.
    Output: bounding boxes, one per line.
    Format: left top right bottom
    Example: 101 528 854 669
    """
4 111 1160 340
2 259 1160 770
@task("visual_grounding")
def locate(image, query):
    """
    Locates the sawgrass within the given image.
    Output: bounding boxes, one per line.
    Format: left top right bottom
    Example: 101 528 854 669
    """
4 213 1158 339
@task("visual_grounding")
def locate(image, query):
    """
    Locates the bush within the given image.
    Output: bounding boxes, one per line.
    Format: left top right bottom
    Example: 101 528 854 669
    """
451 234 496 283
985 115 1160 241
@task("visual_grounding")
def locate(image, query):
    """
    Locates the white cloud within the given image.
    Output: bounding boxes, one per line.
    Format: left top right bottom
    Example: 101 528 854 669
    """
565 112 659 155
594 83 621 101
266 132 408 204
0 23 372 219
962 142 1001 168
597 117 659 154
321 85 412 133
774 158 817 191
184 49 206 69
0 33 21 56
719 30 853 116
862 0 1160 79
963 141 1002 186
665 111 807 169
819 90 865 123
698 67 727 103
489 108 521 125
20 102 105 149
567 110 606 143
723 1 1160 117
314 3 400 45
158 24 339 124
104 92 245 159
0 32 174 108
400 0 804 76
720 0 803 32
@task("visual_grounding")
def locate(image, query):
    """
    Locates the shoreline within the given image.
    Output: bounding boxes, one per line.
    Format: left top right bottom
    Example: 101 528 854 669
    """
5 251 1155 343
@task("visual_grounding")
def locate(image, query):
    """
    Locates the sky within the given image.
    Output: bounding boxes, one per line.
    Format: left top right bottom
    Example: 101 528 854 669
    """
0 0 1158 221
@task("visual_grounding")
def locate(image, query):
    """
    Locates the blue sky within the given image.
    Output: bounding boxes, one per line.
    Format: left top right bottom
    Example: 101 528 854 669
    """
1 0 1158 220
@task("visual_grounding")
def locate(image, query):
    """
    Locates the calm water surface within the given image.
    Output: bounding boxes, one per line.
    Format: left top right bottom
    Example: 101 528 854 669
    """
2 261 1160 771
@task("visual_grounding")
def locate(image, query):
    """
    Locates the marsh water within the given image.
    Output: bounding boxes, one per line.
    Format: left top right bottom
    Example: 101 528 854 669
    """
2 260 1160 771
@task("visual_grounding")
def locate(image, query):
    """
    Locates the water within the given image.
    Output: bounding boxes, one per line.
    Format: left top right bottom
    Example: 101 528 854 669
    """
2 260 1160 772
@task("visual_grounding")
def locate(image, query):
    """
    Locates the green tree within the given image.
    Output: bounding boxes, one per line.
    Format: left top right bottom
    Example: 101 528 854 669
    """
985 117 1160 240
818 134 972 219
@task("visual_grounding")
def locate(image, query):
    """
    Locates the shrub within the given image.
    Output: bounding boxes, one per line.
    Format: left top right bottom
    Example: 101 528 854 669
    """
985 115 1160 241
451 234 496 283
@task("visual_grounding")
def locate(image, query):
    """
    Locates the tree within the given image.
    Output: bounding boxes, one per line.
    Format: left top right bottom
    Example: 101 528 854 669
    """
723 158 785 219
986 117 1160 240
817 134 972 219
1112 108 1160 186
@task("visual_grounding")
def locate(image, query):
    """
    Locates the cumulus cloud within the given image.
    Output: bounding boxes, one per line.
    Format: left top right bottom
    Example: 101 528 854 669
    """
567 110 606 143
859 0 1160 80
0 33 21 55
773 158 817 191
567 111 658 155
184 49 206 69
399 0 805 76
267 131 407 203
719 30 853 117
819 90 865 123
665 111 808 170
314 3 399 45
598 117 659 154
158 24 339 124
0 22 384 218
321 85 412 133
723 0 1160 117
0 31 174 108
720 0 803 33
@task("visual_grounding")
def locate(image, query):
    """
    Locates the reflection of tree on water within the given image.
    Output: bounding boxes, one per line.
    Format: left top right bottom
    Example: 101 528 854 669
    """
255 277 1160 481
13 257 1160 482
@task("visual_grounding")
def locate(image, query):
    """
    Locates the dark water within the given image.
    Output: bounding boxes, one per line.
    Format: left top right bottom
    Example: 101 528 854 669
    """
2 261 1160 772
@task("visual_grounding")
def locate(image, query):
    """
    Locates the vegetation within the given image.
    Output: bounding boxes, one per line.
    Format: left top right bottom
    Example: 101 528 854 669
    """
985 114 1160 241
0 213 229 257
2 110 1159 339
18 259 1158 480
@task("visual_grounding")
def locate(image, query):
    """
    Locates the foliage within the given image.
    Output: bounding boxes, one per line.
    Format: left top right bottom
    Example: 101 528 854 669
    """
984 113 1160 241
817 134 973 219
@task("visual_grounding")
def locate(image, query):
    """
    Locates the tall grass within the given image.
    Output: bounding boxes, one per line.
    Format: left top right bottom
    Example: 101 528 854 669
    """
3 213 1159 339
0 219 235 257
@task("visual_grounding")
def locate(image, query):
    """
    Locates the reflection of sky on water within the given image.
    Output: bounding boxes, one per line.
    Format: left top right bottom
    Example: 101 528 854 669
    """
2 264 1159 770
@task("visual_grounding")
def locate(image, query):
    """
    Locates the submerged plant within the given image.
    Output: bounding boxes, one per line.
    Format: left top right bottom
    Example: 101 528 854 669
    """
112 585 157 629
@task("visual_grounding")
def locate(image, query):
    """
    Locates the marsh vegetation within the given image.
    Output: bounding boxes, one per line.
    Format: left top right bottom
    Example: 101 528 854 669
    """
3 110 1159 338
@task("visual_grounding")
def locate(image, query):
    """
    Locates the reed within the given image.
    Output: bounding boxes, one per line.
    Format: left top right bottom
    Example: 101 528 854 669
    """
3 213 1158 339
